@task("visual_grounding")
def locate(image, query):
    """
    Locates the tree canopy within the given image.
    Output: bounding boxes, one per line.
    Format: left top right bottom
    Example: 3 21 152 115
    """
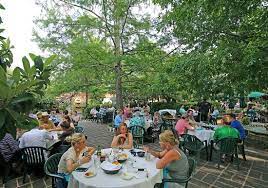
34 0 268 105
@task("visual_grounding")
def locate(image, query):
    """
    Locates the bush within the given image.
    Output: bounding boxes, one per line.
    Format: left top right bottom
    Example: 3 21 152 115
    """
242 117 250 125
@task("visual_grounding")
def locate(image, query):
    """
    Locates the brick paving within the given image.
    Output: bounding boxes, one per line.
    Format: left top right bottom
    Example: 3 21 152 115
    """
1 120 268 188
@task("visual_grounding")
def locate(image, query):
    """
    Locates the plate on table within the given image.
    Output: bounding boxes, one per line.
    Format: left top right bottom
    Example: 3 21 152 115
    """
101 161 122 174
84 170 96 178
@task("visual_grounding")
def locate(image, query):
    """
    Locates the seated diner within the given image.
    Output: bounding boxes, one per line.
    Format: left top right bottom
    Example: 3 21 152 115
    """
111 123 133 149
19 126 53 149
175 114 195 135
57 133 95 187
39 112 55 130
144 130 189 188
48 120 74 142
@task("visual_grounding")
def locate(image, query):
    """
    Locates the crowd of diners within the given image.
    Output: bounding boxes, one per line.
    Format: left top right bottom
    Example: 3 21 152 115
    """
0 101 247 188
0 107 191 188
0 109 81 180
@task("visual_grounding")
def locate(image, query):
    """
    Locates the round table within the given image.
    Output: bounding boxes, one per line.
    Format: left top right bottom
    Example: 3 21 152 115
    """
68 149 162 188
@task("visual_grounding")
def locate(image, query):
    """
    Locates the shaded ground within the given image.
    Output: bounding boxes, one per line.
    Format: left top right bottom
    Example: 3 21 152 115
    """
1 120 267 188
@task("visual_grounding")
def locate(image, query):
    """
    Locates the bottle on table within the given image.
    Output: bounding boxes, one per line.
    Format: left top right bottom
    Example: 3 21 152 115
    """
97 145 101 157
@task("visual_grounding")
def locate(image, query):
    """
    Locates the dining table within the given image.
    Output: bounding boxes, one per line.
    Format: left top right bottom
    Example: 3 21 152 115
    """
68 148 163 188
187 128 215 143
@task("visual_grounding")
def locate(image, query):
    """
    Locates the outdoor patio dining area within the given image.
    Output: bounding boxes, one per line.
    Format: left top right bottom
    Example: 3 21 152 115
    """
1 121 267 188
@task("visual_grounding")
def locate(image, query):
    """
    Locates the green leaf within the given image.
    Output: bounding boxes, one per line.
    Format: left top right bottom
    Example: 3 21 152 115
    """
11 94 34 106
33 56 43 71
12 67 21 83
22 56 31 75
29 53 37 61
45 54 57 66
29 66 36 77
0 65 6 81
5 108 20 122
0 4 5 10
18 67 27 77
0 80 9 98
0 110 5 129
0 28 4 33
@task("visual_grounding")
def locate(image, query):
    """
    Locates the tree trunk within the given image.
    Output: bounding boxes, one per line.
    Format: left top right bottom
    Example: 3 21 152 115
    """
115 64 123 109
114 0 123 109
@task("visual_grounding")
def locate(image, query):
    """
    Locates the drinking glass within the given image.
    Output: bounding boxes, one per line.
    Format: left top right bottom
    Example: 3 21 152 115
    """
93 155 101 170
112 147 119 154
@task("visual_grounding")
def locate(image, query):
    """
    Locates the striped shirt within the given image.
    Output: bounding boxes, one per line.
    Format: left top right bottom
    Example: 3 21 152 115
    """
0 133 19 162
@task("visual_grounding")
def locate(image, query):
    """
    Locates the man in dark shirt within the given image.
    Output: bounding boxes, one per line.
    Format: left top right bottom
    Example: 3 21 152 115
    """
199 99 211 122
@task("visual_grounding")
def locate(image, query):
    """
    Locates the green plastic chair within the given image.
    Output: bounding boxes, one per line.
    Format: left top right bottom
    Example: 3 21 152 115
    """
160 121 172 132
44 153 64 188
154 158 196 188
21 146 48 183
215 138 239 170
129 126 145 147
74 126 84 133
181 134 208 161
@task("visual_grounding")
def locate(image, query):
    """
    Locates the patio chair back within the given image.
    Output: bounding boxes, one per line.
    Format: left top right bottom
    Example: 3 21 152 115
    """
216 137 239 170
74 126 84 133
21 146 48 183
129 126 145 146
44 153 64 188
181 134 204 152
21 146 48 165
181 134 208 161
155 158 197 188
217 137 238 155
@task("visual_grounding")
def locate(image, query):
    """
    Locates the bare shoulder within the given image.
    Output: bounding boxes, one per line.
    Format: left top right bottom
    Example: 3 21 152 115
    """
166 149 181 160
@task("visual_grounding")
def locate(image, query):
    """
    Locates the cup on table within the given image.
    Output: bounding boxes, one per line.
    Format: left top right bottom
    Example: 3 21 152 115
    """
93 155 101 170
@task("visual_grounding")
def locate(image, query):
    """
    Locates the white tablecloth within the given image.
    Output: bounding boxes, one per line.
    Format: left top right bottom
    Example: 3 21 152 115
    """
46 131 62 149
68 149 162 188
145 120 153 130
159 109 176 117
188 129 215 143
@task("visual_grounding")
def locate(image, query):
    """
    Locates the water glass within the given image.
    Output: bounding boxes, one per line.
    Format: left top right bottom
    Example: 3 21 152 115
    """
112 147 119 154
94 156 101 170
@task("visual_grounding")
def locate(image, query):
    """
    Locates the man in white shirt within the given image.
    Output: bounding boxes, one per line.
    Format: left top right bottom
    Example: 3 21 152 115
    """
90 107 98 118
19 127 53 149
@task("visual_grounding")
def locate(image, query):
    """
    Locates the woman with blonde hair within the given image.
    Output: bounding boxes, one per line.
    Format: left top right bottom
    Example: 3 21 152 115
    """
57 133 95 188
111 123 133 149
144 130 189 188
